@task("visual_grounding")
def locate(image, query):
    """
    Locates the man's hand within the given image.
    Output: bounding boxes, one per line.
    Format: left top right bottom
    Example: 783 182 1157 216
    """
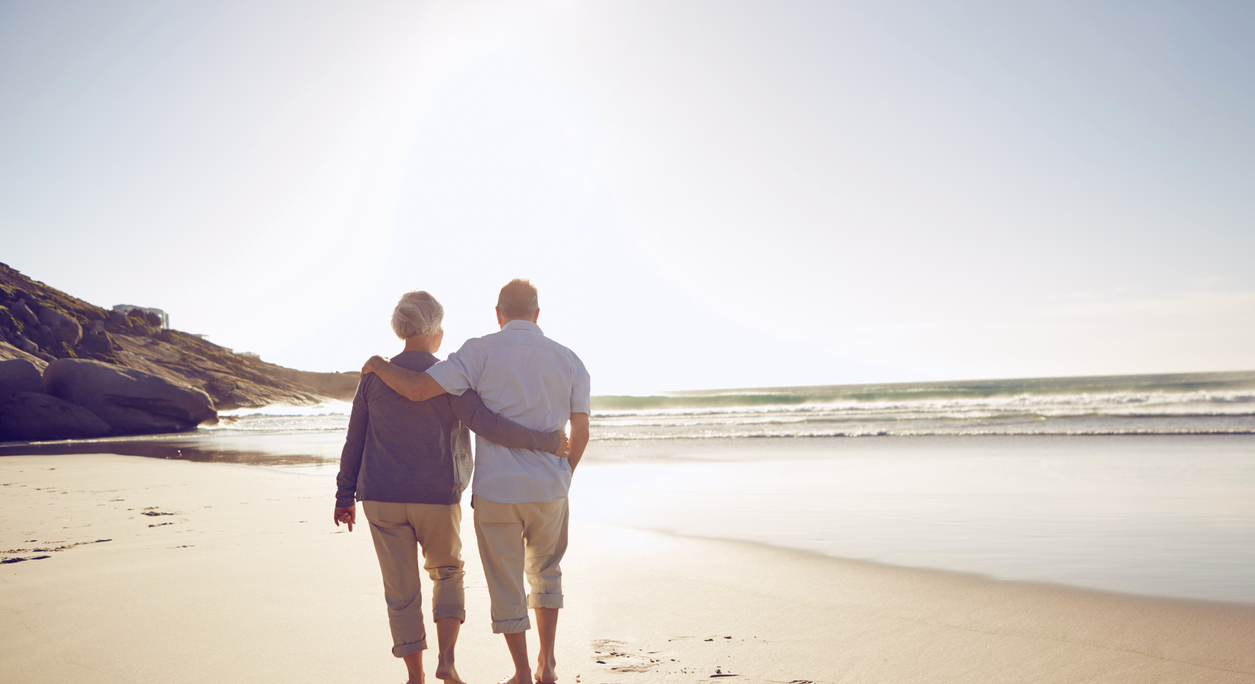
361 355 389 376
566 413 590 475
334 505 356 532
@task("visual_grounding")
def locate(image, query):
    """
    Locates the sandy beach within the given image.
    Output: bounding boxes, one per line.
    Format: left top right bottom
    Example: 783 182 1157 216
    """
3 452 1254 684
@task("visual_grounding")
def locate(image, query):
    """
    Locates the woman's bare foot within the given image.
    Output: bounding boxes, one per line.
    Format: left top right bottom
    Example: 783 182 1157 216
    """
535 651 557 683
435 656 465 684
434 617 464 684
402 651 424 684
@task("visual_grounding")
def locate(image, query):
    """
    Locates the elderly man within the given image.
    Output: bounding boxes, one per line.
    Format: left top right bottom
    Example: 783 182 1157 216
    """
363 278 590 684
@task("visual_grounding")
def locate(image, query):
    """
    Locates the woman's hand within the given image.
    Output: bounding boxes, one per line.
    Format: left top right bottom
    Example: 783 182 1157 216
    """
334 505 356 532
556 432 570 459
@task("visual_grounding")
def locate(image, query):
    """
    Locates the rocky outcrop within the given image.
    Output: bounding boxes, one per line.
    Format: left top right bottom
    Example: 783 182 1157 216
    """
44 359 217 436
0 262 354 442
0 392 110 441
0 350 217 441
0 356 112 441
107 334 334 410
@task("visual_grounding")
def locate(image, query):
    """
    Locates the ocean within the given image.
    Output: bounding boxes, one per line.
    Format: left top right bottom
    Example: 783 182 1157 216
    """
4 370 1254 604
589 370 1255 440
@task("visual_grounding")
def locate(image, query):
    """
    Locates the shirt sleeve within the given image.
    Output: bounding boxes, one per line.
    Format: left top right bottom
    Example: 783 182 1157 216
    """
424 340 478 397
450 389 562 454
335 377 370 508
570 354 592 414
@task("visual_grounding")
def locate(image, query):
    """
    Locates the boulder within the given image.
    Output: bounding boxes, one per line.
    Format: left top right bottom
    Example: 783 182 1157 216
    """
43 359 217 435
76 328 117 361
38 307 82 346
0 358 44 399
13 334 40 355
12 300 40 328
0 391 110 441
0 341 48 370
0 305 17 331
105 310 132 334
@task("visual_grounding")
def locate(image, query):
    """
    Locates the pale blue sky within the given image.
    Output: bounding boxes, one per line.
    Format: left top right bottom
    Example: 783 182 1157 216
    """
2 1 1252 395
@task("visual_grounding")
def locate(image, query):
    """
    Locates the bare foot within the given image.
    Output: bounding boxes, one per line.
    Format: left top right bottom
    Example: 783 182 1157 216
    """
435 658 465 684
535 655 557 683
402 650 424 684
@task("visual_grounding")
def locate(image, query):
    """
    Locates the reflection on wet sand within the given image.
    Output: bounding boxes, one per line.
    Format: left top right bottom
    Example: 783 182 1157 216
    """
0 430 344 467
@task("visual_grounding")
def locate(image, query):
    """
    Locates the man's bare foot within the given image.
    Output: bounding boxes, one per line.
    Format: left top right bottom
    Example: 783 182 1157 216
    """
435 658 465 684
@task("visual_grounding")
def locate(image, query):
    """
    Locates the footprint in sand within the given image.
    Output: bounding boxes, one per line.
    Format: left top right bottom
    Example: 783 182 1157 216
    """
590 639 664 674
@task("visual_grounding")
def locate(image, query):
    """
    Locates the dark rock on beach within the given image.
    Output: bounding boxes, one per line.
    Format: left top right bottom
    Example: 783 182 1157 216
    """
44 359 217 435
0 391 111 441
0 358 45 399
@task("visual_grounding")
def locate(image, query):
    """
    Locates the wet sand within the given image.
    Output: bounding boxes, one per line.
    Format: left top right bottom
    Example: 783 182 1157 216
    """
2 453 1254 683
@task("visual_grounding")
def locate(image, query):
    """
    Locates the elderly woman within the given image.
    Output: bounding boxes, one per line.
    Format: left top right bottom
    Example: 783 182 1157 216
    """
335 291 567 684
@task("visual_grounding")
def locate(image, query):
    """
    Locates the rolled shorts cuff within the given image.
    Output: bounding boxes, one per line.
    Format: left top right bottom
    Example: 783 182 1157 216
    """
527 593 564 610
491 615 531 634
392 638 427 658
432 603 466 624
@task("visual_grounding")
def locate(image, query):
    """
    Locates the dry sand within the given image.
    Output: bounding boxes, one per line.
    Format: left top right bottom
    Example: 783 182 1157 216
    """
2 453 1254 684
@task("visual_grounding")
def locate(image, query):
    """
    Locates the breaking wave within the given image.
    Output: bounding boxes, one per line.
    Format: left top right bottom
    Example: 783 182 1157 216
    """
207 371 1255 439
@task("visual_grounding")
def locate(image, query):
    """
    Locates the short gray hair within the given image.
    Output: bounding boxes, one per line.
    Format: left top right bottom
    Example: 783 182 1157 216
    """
496 278 539 319
391 291 444 339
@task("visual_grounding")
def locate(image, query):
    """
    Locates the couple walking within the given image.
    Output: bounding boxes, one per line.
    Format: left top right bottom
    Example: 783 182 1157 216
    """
334 279 591 684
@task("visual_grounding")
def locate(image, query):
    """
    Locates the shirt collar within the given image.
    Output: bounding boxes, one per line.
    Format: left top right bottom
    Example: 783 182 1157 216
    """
502 319 543 335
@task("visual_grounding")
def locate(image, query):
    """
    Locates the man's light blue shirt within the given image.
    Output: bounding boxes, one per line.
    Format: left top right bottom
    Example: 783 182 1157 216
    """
425 320 591 504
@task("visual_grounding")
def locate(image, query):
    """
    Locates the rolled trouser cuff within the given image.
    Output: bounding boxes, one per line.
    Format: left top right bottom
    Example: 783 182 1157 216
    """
432 603 466 623
527 592 564 609
491 615 531 634
392 638 427 658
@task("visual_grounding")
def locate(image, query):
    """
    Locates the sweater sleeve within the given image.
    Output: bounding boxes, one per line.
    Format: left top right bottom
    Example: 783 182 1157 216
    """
335 378 370 508
450 389 563 454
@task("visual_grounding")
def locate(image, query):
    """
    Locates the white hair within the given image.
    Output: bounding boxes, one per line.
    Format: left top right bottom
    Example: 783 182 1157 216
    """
390 291 444 339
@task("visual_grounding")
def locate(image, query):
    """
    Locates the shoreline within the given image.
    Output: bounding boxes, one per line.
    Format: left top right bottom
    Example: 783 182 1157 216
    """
5 433 1255 606
6 427 1255 456
3 453 1255 683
